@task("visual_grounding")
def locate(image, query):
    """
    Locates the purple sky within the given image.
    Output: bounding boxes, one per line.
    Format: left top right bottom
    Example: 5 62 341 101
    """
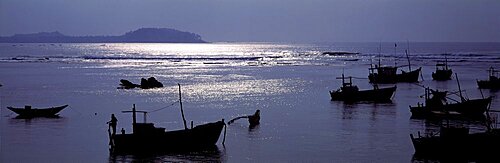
1 0 499 42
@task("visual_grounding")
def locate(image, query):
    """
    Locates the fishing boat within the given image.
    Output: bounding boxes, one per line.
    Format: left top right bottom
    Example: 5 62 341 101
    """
477 67 500 89
431 57 452 81
410 74 491 119
410 123 500 160
368 43 421 84
330 74 396 102
7 105 68 118
109 84 226 154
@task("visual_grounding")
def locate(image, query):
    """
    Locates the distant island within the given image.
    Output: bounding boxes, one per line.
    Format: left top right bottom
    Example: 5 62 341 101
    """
0 28 206 43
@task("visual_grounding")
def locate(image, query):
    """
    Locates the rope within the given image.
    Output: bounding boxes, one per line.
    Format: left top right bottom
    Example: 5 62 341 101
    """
148 100 179 113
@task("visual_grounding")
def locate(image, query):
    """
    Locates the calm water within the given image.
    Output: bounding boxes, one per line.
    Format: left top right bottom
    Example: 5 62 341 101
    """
1 42 500 162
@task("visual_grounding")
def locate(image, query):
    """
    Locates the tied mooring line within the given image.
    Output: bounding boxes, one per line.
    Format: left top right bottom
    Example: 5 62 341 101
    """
148 100 180 113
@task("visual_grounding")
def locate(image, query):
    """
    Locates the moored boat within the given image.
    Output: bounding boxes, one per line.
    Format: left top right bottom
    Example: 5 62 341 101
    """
369 44 421 83
432 57 452 81
330 74 396 102
410 74 491 119
410 125 500 160
477 67 500 89
368 65 421 84
109 84 225 154
7 105 68 118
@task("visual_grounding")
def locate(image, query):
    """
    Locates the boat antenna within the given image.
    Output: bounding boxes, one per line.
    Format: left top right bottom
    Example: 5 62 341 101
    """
394 43 398 67
454 73 465 102
378 42 381 67
178 83 188 130
405 50 411 72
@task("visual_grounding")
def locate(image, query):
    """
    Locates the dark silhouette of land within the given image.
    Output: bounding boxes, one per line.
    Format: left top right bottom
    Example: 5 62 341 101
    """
0 28 206 43
118 77 163 89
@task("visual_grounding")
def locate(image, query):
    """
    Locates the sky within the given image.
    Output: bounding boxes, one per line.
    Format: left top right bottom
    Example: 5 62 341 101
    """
1 0 499 43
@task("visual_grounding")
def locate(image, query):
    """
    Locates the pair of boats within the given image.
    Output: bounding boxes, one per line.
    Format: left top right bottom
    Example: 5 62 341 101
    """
6 84 228 154
329 74 396 102
410 74 492 120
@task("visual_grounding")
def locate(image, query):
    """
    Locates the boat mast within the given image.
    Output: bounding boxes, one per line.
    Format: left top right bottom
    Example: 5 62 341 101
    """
178 84 188 130
406 40 411 71
455 73 465 102
394 43 397 67
342 73 345 87
378 42 381 67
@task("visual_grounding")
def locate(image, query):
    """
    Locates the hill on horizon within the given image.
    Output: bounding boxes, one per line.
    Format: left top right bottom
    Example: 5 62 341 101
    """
0 28 206 43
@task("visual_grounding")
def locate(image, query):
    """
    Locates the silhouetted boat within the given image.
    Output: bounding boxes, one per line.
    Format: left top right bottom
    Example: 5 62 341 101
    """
368 65 422 84
477 67 500 89
330 74 396 102
7 105 68 118
109 84 225 154
432 58 452 81
368 44 421 83
410 125 500 160
410 74 491 119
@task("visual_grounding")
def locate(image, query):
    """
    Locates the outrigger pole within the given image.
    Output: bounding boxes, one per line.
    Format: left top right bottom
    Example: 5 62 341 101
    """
178 84 188 130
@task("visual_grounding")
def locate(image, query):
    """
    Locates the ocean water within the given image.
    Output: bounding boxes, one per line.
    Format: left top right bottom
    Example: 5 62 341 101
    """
1 42 500 162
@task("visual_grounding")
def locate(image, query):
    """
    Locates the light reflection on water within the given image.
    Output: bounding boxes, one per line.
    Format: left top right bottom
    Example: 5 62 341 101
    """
1 43 500 162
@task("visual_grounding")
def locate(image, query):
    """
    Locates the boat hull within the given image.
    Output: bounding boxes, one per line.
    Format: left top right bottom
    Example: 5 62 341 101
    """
432 69 452 81
369 67 421 83
7 105 68 118
330 86 396 102
111 121 225 153
410 130 500 160
410 97 492 119
396 67 421 82
477 80 500 89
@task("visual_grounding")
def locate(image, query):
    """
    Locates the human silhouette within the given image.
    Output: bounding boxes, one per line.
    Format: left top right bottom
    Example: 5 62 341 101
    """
248 110 260 127
108 114 118 135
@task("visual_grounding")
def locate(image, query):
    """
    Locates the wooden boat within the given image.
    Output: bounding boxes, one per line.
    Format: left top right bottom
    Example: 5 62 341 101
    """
410 125 500 160
431 57 452 81
7 105 68 118
109 84 225 154
368 45 421 83
368 65 422 84
330 74 396 102
477 67 500 89
410 74 491 119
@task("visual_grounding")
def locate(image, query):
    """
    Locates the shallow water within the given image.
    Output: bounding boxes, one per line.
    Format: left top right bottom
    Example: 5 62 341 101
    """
1 42 500 162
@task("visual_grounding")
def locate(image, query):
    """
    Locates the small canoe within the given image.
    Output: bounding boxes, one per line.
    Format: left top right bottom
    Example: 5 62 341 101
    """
7 105 68 118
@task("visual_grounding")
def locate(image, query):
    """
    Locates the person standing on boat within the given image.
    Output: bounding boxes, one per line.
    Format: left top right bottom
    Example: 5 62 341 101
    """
108 114 118 135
